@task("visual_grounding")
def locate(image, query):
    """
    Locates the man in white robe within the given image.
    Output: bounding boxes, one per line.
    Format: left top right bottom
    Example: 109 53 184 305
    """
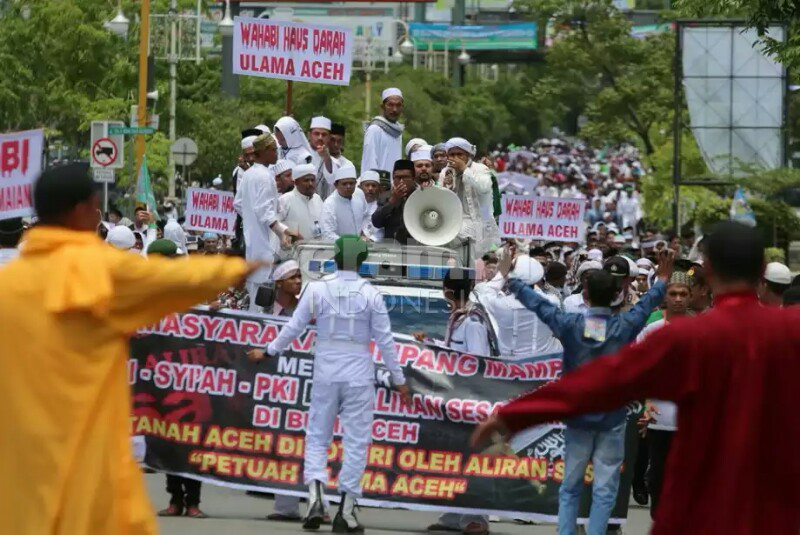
308 116 334 200
439 137 500 264
410 145 435 189
274 117 314 165
279 163 325 243
361 87 404 176
234 133 300 309
316 122 354 200
357 170 384 242
320 165 369 242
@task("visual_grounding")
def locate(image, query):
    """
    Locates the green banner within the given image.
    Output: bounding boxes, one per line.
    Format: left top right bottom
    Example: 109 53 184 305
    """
409 23 538 51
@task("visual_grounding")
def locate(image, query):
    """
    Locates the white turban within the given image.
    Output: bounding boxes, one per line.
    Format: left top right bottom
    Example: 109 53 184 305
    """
382 87 403 101
405 138 427 157
445 137 476 156
334 164 357 182
106 225 136 250
241 135 257 150
587 248 603 262
254 124 271 134
272 259 300 281
212 177 223 187
291 163 317 180
272 159 294 177
310 116 331 131
510 255 544 285
358 170 380 185
411 146 433 162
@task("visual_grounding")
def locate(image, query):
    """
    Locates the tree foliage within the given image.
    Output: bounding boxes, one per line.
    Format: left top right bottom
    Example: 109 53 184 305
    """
516 0 674 154
674 0 800 70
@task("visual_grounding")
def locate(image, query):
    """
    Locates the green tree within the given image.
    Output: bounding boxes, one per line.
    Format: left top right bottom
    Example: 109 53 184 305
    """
674 0 800 70
516 0 674 154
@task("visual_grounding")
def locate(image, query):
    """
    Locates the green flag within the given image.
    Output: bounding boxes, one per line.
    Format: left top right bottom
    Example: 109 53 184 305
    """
135 157 159 220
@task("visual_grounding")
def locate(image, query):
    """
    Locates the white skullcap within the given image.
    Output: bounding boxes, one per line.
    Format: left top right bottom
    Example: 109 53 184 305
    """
254 124 271 134
358 170 380 185
411 146 433 162
587 248 603 262
273 159 295 177
576 260 603 279
241 135 257 150
613 235 626 244
511 255 544 285
272 259 300 281
106 225 136 251
291 163 316 180
764 262 792 285
382 87 403 101
445 137 476 156
625 256 639 278
310 116 331 131
405 138 427 157
333 164 357 182
212 177 223 187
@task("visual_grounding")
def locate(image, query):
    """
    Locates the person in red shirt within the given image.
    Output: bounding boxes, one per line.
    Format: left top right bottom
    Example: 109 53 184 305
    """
472 221 800 534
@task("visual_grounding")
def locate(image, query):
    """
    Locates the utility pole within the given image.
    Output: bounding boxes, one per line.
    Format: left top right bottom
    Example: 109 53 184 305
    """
136 0 151 178
168 0 178 199
452 0 465 86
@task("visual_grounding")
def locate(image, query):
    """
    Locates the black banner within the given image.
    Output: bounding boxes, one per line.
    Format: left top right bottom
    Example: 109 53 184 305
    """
131 308 639 522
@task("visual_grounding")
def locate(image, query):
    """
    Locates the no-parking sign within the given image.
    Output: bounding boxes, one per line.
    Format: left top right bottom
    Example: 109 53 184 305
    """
90 121 124 169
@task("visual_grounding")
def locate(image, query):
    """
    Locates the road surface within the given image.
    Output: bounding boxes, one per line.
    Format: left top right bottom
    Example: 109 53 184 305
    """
147 474 653 534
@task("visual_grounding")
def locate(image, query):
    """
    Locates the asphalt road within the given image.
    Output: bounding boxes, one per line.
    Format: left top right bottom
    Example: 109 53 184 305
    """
147 474 653 534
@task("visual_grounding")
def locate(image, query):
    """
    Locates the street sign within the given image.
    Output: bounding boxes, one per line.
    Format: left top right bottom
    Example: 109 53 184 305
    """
90 120 125 169
109 126 155 136
172 137 198 167
91 138 119 168
93 168 115 183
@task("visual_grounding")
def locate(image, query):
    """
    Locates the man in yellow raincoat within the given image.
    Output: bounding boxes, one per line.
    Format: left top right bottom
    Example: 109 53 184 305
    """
0 163 257 535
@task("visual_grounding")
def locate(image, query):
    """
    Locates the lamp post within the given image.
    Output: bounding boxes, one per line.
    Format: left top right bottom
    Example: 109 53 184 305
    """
219 0 238 97
104 0 129 38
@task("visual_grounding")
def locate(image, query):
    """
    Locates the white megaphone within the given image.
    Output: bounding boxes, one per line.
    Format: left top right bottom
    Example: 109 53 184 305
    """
403 187 463 247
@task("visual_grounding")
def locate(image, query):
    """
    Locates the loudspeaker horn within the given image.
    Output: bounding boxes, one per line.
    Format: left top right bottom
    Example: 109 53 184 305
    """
403 187 463 247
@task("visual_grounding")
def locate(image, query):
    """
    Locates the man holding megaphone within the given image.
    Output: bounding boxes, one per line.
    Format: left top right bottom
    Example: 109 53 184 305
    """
371 159 417 244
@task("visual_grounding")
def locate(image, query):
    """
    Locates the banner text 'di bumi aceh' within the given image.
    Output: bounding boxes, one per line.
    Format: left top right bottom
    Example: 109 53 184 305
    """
131 308 640 523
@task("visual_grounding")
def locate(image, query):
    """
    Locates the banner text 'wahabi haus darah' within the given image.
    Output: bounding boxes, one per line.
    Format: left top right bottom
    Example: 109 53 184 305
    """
130 308 641 523
233 17 353 86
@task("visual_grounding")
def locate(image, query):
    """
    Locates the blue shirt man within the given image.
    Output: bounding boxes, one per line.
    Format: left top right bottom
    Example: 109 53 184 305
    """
502 252 671 535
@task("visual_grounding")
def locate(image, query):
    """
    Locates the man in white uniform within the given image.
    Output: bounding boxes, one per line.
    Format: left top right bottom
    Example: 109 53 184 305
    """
361 88 404 176
249 236 410 533
358 170 384 242
233 133 299 309
279 163 325 243
321 165 369 242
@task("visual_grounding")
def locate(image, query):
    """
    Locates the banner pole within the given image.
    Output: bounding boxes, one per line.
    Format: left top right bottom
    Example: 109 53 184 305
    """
286 80 293 116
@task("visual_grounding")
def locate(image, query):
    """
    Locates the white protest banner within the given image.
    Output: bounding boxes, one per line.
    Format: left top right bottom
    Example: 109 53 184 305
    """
500 195 586 241
233 17 353 86
0 128 43 220
184 187 237 237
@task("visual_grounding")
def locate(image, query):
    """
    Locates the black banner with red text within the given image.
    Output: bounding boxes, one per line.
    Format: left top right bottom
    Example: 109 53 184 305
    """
131 308 639 522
